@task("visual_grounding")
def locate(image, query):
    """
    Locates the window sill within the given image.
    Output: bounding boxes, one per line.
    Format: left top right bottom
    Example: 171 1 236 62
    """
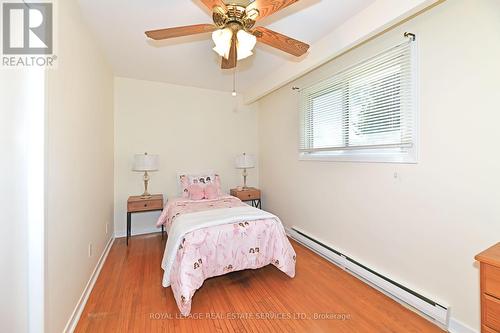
299 149 417 164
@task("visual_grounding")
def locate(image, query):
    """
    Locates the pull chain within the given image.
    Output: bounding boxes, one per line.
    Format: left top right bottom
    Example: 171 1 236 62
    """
232 69 237 97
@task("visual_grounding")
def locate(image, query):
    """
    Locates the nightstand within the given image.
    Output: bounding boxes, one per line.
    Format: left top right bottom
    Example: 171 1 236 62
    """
126 194 164 245
475 242 500 333
230 187 261 209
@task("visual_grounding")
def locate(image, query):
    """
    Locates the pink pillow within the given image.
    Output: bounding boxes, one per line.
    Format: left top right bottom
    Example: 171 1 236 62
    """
188 184 204 200
204 184 219 200
179 173 223 198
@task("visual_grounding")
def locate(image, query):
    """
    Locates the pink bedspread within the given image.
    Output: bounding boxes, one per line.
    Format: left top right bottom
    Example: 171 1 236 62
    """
156 196 296 316
157 196 245 232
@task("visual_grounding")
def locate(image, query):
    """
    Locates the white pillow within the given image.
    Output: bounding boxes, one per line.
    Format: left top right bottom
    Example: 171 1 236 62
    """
188 174 216 185
177 170 216 196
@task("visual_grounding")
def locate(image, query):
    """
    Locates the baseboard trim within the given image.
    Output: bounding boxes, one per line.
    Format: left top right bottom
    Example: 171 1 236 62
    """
448 318 478 333
63 236 115 333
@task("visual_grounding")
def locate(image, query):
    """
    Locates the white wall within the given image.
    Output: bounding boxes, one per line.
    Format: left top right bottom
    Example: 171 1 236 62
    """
0 71 35 333
45 0 114 332
257 0 500 331
114 77 259 237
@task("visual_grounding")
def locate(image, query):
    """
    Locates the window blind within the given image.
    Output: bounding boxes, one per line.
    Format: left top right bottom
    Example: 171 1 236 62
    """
299 41 415 153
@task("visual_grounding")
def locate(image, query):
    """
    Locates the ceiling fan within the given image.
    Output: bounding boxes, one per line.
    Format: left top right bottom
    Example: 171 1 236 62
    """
145 0 310 70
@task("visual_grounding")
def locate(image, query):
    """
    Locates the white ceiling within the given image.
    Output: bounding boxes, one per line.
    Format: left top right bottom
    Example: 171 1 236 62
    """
78 0 374 93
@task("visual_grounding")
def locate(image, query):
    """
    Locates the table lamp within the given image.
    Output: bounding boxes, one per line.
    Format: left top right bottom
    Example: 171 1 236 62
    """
133 152 159 198
235 152 255 189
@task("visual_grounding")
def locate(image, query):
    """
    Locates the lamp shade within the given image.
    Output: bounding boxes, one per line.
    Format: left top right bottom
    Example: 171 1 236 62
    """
236 30 256 61
133 153 159 172
235 153 255 169
212 28 233 59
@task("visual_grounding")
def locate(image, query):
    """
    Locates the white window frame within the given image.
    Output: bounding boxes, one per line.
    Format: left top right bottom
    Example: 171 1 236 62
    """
299 39 419 164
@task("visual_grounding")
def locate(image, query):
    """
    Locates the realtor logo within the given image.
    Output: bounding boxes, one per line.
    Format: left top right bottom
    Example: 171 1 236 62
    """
1 1 56 67
2 2 53 54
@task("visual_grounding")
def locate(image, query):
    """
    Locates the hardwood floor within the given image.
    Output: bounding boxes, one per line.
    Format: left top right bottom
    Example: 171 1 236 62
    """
75 233 444 333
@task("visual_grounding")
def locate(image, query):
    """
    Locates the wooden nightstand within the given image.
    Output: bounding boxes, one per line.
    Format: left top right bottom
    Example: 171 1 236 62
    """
127 194 164 245
230 187 261 209
475 243 500 333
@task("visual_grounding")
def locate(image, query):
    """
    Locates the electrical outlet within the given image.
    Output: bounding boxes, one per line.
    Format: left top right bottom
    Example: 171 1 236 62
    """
393 171 402 182
88 243 92 257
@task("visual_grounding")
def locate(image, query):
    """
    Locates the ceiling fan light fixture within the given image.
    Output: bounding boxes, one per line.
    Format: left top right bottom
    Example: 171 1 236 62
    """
236 29 256 60
212 27 233 59
145 0 310 70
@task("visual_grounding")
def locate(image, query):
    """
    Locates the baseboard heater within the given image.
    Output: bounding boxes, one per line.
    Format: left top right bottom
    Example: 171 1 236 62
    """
287 227 449 327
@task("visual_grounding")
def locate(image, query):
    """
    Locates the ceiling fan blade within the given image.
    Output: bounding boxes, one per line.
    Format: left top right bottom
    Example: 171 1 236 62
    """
200 0 227 11
248 0 299 21
253 27 309 57
221 33 238 69
145 24 216 40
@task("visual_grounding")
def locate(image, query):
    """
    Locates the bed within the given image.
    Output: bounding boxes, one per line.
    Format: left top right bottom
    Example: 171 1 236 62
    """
156 173 296 316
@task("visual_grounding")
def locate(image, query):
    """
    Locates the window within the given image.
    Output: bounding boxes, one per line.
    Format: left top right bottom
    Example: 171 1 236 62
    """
299 41 417 163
